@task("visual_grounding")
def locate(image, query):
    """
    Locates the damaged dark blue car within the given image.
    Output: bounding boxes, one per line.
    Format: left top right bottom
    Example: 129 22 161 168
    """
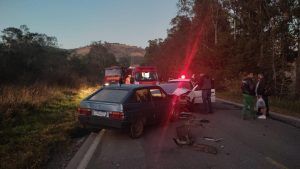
78 84 173 138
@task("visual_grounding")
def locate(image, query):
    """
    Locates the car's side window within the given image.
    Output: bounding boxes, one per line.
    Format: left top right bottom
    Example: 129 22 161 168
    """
150 88 166 100
128 93 138 103
133 89 151 103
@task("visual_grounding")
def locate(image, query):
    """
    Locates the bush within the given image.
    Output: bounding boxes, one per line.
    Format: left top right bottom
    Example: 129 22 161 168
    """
0 84 96 169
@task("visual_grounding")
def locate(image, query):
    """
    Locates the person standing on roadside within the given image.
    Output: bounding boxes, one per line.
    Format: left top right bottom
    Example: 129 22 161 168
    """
255 73 270 117
241 72 256 119
201 74 213 113
125 75 132 84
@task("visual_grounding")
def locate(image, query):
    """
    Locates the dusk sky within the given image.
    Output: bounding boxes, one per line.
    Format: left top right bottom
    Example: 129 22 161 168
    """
0 0 178 49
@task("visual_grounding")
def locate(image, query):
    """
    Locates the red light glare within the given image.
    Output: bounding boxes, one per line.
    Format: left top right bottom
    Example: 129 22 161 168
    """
181 75 186 79
180 17 206 78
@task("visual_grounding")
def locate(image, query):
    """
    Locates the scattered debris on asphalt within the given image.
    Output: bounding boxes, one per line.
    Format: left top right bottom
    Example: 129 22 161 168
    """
173 117 220 155
173 138 194 146
193 143 218 154
195 123 204 127
173 124 194 146
200 119 210 123
180 118 208 127
203 137 223 142
178 112 193 119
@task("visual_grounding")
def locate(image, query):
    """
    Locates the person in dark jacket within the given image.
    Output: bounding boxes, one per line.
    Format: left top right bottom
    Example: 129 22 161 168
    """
255 73 270 117
201 74 212 113
241 72 256 119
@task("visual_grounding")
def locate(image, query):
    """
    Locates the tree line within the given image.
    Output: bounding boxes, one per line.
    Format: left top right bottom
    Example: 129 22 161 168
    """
144 0 299 97
0 25 117 87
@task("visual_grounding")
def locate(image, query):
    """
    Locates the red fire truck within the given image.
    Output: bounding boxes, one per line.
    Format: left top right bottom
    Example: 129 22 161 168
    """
103 66 124 86
103 66 159 86
126 66 159 85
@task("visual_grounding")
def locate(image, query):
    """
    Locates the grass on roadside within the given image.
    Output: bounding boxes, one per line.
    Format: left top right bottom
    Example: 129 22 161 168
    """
0 84 98 169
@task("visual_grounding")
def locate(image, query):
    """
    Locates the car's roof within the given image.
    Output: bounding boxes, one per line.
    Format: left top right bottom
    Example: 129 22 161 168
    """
103 84 159 90
168 78 191 82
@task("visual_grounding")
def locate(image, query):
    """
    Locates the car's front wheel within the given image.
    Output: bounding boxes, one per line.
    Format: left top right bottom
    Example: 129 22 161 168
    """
130 118 144 138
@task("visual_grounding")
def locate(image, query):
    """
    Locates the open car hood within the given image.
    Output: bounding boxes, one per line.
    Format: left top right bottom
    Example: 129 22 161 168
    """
172 88 190 96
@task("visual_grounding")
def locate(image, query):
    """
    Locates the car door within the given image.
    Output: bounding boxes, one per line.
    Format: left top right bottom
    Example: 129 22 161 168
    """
124 88 154 124
149 87 169 122
188 83 203 104
189 80 216 103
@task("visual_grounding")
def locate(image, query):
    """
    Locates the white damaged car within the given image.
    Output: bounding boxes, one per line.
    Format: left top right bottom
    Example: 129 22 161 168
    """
165 78 216 105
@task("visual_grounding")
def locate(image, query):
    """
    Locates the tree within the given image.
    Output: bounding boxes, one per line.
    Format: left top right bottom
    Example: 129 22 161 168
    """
85 41 117 82
118 57 130 67
145 0 299 97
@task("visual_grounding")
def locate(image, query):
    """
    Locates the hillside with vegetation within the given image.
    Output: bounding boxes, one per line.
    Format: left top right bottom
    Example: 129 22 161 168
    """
72 42 145 67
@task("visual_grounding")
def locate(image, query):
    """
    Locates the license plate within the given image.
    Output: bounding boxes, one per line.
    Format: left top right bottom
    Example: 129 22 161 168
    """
92 110 107 117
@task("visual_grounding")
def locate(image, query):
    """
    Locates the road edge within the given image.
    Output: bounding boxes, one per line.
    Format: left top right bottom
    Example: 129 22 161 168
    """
65 129 106 169
216 98 300 128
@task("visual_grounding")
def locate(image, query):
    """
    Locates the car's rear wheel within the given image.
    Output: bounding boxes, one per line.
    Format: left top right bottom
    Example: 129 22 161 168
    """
130 118 144 138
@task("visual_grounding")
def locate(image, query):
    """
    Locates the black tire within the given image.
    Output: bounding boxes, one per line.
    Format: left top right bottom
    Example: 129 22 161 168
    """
130 118 144 138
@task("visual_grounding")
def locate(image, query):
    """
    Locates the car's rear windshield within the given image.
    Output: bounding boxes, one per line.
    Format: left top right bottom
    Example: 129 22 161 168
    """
88 89 129 103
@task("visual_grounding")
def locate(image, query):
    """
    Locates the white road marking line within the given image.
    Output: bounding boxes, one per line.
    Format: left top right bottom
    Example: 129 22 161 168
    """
77 129 106 169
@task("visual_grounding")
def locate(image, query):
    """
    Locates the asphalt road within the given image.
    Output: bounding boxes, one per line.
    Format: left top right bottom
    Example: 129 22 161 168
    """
87 101 300 169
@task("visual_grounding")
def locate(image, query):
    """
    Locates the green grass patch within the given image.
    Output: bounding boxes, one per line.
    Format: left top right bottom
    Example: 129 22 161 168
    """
0 85 98 169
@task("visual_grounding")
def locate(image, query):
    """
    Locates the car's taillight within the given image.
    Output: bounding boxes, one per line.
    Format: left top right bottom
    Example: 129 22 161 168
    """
78 108 92 116
109 112 124 120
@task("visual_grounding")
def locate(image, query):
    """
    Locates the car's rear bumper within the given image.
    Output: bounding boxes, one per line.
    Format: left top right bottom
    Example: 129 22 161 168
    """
78 115 130 129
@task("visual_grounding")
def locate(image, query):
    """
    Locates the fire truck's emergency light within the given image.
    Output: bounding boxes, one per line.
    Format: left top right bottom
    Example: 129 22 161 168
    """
181 75 186 79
